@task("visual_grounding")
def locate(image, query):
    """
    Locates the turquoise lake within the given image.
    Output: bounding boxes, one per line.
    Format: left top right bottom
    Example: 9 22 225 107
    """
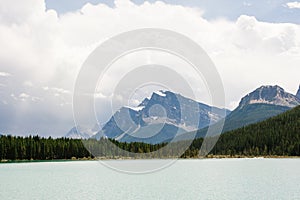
0 159 299 200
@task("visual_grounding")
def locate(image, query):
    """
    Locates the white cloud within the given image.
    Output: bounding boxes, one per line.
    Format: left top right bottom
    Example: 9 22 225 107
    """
17 93 42 102
10 94 17 100
286 2 300 9
94 92 108 99
0 71 11 77
23 81 33 87
0 0 299 136
19 93 30 99
42 86 49 91
31 96 42 102
43 86 71 94
243 2 252 7
51 87 71 94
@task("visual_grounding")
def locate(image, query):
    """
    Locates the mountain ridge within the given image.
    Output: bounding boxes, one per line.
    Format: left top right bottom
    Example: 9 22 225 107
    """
93 90 230 143
223 85 300 132
238 85 300 109
173 85 300 141
65 85 300 143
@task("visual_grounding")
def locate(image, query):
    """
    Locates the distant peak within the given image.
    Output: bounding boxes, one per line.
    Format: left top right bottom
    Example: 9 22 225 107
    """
239 85 300 108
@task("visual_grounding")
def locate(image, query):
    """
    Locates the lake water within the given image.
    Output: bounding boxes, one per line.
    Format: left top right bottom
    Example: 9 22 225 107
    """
0 159 299 200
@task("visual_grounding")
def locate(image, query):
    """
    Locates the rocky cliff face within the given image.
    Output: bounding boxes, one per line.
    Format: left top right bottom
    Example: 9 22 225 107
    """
238 85 300 109
94 90 230 142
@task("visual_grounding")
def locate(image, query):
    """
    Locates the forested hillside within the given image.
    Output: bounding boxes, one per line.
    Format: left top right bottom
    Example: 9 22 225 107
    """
210 105 300 156
184 105 300 157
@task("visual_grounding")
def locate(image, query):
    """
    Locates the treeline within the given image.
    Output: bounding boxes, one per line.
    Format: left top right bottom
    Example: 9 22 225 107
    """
1 106 300 160
0 136 91 160
0 135 196 160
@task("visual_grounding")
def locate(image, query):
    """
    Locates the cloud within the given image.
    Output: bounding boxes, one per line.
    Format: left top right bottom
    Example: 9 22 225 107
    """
43 86 71 94
9 92 42 102
243 2 252 7
23 81 33 87
0 0 299 136
19 93 30 99
0 71 11 77
286 2 300 9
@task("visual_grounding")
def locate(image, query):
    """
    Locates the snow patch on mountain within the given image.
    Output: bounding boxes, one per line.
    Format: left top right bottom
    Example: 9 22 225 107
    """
124 106 145 111
154 90 166 97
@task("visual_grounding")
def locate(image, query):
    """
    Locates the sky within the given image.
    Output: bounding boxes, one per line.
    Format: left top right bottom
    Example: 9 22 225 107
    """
46 0 300 23
0 0 300 137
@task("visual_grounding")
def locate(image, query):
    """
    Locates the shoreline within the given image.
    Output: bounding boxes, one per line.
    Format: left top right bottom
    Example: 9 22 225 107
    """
1 155 300 164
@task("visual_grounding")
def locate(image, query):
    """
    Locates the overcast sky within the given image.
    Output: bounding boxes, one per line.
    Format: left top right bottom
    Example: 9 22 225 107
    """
0 0 300 137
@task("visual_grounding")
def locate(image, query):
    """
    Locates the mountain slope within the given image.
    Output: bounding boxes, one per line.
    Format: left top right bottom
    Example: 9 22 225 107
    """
94 90 230 143
211 105 300 156
118 123 188 144
296 85 300 99
221 103 290 133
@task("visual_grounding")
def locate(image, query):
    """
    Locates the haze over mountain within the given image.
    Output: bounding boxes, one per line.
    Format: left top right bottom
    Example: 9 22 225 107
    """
65 125 99 139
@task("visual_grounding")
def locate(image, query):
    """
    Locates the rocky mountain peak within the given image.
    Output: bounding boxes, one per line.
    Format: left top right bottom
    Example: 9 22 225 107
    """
238 85 300 109
93 90 230 142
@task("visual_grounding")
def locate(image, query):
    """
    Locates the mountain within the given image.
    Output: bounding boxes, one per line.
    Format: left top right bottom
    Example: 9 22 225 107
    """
176 85 300 140
94 90 230 143
118 123 188 144
296 85 300 99
221 85 300 131
65 125 98 139
72 85 299 143
238 85 300 108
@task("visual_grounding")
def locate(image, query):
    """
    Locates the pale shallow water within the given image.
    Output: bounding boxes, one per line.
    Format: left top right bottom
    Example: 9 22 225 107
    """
0 159 300 200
